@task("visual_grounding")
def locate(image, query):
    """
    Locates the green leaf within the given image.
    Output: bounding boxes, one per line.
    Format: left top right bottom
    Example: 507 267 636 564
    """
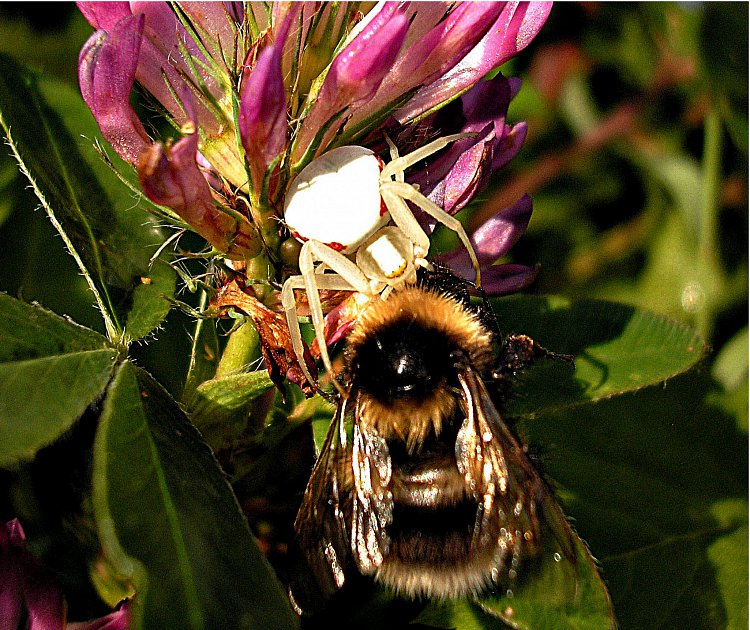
93 361 298 630
182 291 221 404
187 369 275 449
605 529 723 630
0 293 112 361
0 293 118 466
475 535 615 630
0 53 173 340
125 259 177 341
308 397 344 455
36 76 174 286
519 371 747 630
189 370 274 424
415 599 511 629
0 151 18 227
712 327 748 393
417 527 617 630
417 541 615 630
231 390 335 486
707 502 749 630
489 296 706 418
0 160 107 332
312 413 334 454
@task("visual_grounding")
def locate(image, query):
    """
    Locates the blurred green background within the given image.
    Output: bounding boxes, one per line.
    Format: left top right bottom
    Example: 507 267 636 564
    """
0 3 746 628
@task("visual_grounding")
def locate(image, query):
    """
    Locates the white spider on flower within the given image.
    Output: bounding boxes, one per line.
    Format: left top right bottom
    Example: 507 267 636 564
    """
281 134 481 394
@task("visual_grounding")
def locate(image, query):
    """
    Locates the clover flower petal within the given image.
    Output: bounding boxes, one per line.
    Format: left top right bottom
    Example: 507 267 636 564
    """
395 1 553 122
1 519 132 630
67 602 130 630
78 14 151 164
78 2 549 255
407 76 526 224
293 3 410 159
138 122 260 259
1 519 65 630
239 5 300 196
348 2 504 130
479 262 540 295
322 4 409 108
435 195 536 295
77 2 131 31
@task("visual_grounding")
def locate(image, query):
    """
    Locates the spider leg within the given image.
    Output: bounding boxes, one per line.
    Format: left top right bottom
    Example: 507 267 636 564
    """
294 241 372 395
380 132 474 178
380 187 431 259
380 284 396 300
383 135 402 182
281 273 318 391
302 241 372 294
386 181 482 287
282 272 367 397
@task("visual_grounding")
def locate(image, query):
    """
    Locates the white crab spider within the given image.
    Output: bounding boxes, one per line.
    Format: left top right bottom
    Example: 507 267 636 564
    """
281 133 481 393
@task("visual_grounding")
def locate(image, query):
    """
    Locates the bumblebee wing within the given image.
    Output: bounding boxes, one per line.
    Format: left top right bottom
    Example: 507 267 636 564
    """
350 412 393 575
455 367 576 573
289 396 352 613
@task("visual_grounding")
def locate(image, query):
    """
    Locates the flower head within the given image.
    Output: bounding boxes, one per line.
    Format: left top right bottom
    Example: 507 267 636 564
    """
78 1 551 387
78 2 549 251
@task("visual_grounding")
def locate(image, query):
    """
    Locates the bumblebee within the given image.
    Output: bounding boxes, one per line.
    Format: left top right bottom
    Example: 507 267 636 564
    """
289 272 578 614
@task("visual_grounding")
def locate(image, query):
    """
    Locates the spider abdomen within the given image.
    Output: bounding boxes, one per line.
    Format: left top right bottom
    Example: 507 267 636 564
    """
284 146 389 254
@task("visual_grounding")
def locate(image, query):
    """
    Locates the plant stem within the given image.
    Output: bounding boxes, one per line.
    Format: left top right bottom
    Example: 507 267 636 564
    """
216 320 260 378
215 251 274 378
696 107 723 340
182 289 220 403
700 109 722 265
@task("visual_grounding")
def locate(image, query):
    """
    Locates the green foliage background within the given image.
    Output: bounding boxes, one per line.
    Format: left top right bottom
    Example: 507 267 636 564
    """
0 3 745 629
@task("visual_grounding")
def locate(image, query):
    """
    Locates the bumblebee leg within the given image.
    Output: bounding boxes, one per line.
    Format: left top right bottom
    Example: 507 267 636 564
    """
492 334 574 380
